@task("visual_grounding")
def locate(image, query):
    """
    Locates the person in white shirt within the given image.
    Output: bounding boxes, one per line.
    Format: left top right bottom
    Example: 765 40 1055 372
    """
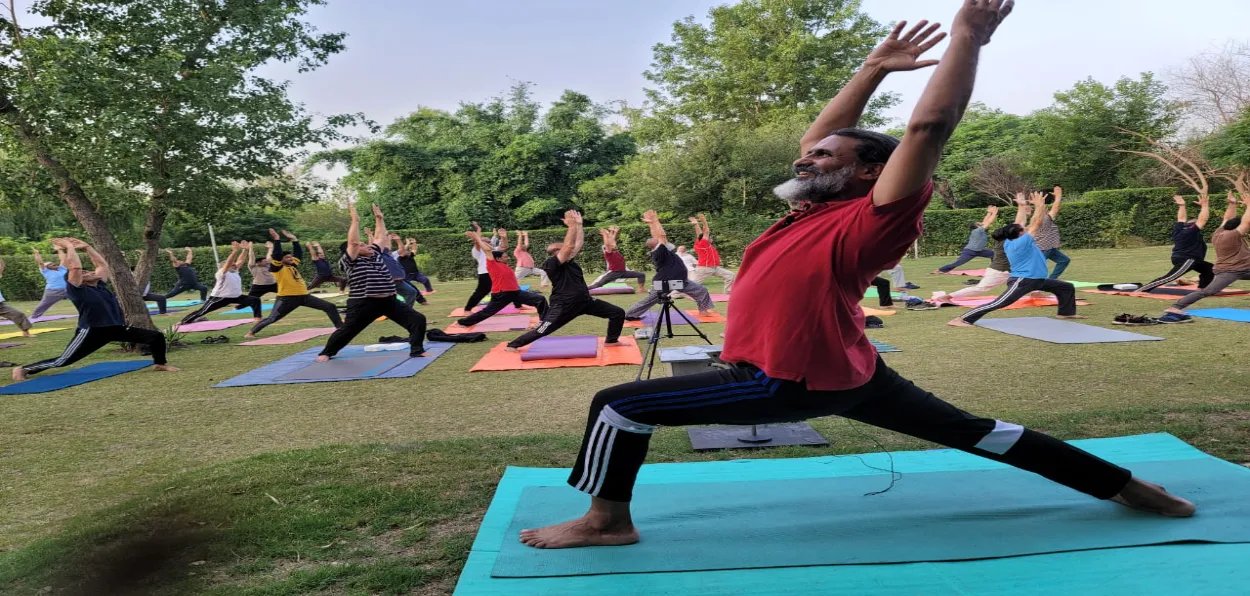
179 242 264 324
675 246 698 272
463 222 494 311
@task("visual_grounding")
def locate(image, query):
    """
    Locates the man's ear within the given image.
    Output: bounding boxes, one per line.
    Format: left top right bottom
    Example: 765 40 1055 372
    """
858 162 886 181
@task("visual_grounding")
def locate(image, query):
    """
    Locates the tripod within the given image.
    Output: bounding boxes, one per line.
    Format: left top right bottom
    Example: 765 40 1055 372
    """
636 288 713 381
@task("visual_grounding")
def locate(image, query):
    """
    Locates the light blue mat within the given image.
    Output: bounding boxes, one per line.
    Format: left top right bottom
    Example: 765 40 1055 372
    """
456 434 1250 595
213 342 452 387
150 299 202 308
1188 308 1250 323
0 360 152 395
222 303 274 316
869 339 900 353
977 317 1163 343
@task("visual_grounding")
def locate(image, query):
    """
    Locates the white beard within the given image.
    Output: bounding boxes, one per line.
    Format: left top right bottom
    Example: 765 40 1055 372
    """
773 165 856 204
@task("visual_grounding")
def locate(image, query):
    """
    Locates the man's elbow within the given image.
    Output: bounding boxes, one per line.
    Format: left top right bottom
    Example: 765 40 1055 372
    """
904 117 957 142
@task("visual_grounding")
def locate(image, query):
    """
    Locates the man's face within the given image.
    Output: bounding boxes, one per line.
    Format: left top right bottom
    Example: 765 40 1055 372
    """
546 243 562 255
281 254 296 265
353 241 376 257
46 263 60 270
776 136 879 204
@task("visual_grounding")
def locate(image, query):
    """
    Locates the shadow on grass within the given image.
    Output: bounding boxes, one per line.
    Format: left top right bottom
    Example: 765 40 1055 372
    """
2 404 1247 595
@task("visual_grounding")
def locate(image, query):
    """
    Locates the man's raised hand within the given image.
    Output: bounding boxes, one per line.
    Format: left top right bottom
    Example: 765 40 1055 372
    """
865 19 947 72
953 0 1014 46
1197 194 1209 207
268 228 280 240
1227 191 1238 204
563 210 582 227
281 230 297 240
641 209 658 224
1030 191 1046 206
1014 192 1027 206
1173 195 1186 206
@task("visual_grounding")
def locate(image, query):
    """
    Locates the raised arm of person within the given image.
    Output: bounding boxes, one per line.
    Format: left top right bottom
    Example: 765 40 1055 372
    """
800 20 947 154
1026 191 1047 236
346 202 363 259
555 210 584 263
1222 191 1239 226
688 217 703 241
220 242 240 274
496 228 509 252
281 230 302 260
53 239 85 287
1048 186 1064 219
471 221 482 236
697 213 713 242
246 242 257 267
32 247 46 270
874 1 1013 207
266 241 281 272
515 231 527 251
1014 193 1030 225
165 248 180 267
1239 195 1250 236
183 247 194 265
65 238 109 284
981 205 999 228
369 205 388 248
235 241 253 269
642 210 667 244
601 228 618 252
1174 195 1188 223
1195 194 1211 229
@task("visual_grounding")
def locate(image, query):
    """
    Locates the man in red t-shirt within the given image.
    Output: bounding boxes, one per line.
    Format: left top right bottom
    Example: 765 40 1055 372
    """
587 226 647 290
456 230 548 328
688 213 736 292
519 2 1194 552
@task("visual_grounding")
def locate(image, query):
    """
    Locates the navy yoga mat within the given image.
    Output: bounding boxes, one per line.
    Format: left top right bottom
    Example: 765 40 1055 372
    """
1188 308 1250 323
0 360 152 395
492 459 1250 578
213 343 453 387
976 317 1163 343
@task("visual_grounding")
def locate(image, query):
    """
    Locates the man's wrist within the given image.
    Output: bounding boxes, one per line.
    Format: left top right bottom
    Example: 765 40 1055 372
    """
857 63 888 82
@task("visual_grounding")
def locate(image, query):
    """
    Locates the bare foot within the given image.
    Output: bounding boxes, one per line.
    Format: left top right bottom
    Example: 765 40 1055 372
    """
505 346 520 353
930 269 944 275
252 317 261 323
1111 477 1196 517
948 319 974 327
315 355 330 363
21 330 33 338
243 333 255 339
152 364 179 372
699 311 716 317
1056 315 1087 320
519 514 639 549
12 366 27 381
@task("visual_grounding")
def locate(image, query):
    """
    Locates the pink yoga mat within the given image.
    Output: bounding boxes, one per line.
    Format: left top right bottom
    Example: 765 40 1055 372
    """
446 315 535 333
945 269 985 276
174 319 251 333
238 327 336 346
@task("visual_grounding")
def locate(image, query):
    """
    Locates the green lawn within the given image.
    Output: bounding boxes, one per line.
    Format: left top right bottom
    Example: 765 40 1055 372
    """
2 246 1249 594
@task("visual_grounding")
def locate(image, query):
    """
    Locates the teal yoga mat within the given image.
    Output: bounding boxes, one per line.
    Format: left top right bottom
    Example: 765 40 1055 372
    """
862 287 902 299
456 434 1250 595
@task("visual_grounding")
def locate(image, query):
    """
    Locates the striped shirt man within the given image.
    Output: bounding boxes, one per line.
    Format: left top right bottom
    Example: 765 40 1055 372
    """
340 245 396 298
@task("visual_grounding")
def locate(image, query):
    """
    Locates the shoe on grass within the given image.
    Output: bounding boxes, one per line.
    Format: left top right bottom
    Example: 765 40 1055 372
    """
1157 312 1193 324
907 301 941 311
903 282 921 290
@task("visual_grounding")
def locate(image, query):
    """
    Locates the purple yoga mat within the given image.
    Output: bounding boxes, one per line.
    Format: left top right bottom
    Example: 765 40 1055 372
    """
174 319 251 333
0 342 23 349
520 335 600 361
0 314 76 326
639 310 699 328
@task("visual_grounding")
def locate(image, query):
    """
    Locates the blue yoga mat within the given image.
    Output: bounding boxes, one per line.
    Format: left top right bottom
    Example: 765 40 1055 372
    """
150 299 202 308
0 360 152 395
869 339 900 353
1188 308 1250 323
221 303 274 316
456 434 1250 595
213 342 453 387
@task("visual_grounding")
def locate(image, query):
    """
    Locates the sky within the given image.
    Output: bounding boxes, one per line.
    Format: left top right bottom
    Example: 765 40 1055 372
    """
269 0 1250 175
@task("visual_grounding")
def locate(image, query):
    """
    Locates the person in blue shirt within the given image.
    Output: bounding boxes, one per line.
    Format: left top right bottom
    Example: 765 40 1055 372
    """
952 192 1084 326
30 246 70 318
13 237 178 381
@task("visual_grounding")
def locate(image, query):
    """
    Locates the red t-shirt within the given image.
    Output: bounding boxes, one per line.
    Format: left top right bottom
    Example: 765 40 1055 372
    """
720 181 933 391
694 238 721 267
604 249 626 272
486 258 520 293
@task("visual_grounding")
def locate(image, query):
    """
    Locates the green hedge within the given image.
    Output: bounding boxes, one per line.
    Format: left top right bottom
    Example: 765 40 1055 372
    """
0 190 1189 299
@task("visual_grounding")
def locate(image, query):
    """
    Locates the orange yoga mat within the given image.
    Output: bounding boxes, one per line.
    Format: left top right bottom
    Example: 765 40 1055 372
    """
449 305 539 317
950 296 1091 310
624 310 727 328
470 337 643 371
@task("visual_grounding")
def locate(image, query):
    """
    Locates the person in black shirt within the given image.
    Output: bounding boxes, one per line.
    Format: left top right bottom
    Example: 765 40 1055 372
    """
162 247 209 301
317 203 428 361
306 241 346 290
623 210 716 319
400 238 435 293
13 237 177 381
506 210 625 351
1138 194 1215 293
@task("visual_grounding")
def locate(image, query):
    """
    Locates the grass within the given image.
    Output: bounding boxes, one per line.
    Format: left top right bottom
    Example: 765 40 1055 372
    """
2 246 1249 594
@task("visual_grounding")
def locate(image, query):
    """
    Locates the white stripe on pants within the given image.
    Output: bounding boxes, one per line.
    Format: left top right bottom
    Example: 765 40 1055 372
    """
25 328 90 373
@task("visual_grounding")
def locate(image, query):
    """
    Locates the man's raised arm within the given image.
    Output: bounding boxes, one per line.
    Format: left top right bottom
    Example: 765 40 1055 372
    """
800 20 946 154
221 242 240 273
642 210 667 245
1173 195 1187 223
1239 196 1250 236
1196 194 1211 228
555 210 583 264
874 0 1014 207
1222 191 1238 226
697 213 713 242
1049 186 1064 219
1013 193 1030 225
32 248 45 269
1026 191 1047 236
236 242 253 269
53 239 84 287
183 247 194 265
346 202 363 259
981 205 999 228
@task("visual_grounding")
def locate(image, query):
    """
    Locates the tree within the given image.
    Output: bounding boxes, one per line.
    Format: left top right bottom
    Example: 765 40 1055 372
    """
0 0 356 327
1203 109 1250 195
970 155 1030 204
1024 73 1183 192
317 85 635 229
1170 40 1250 130
933 103 1036 206
640 0 892 141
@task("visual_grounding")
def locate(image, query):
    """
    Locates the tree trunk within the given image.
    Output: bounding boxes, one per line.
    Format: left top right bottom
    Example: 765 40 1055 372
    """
133 189 169 292
0 91 156 329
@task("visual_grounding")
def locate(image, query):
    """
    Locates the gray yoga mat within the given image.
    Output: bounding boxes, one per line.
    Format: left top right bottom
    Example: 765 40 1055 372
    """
276 352 409 381
976 317 1163 344
492 458 1249 578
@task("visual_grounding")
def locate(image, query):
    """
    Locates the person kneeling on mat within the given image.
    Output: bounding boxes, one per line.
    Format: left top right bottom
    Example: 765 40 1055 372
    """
505 210 625 353
456 230 548 328
13 237 178 381
951 191 1083 327
518 3 1192 551
317 203 427 362
180 241 264 324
